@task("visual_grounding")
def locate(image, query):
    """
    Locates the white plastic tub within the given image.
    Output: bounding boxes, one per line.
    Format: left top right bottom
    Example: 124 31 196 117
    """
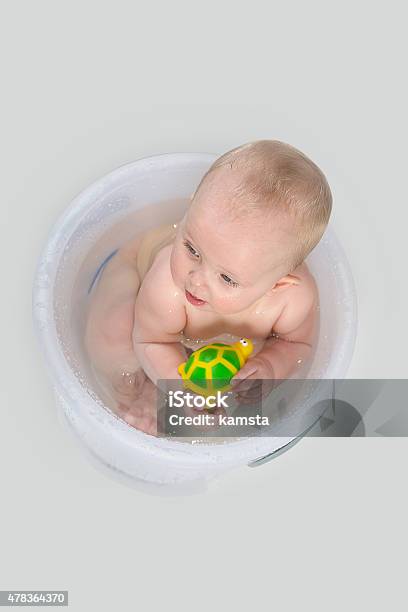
32 153 358 486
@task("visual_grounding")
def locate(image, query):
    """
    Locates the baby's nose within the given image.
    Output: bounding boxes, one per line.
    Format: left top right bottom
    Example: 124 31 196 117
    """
188 269 206 288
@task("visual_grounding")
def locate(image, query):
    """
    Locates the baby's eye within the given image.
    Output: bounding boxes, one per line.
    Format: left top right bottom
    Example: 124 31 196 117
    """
183 240 200 259
220 273 238 288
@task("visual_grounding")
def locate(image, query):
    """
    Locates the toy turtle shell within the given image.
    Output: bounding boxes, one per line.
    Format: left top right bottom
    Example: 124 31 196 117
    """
177 337 254 397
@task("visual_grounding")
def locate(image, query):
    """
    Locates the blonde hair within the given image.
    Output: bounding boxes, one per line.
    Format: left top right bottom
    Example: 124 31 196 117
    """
194 140 332 270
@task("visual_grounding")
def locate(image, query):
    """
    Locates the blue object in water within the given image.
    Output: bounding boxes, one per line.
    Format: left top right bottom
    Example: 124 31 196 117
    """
87 249 119 294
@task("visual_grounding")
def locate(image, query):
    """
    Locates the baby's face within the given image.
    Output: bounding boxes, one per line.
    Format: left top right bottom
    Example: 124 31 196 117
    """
170 171 297 316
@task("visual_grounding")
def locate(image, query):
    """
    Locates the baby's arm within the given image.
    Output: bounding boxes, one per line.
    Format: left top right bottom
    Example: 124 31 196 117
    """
132 255 188 386
231 284 317 404
257 277 318 379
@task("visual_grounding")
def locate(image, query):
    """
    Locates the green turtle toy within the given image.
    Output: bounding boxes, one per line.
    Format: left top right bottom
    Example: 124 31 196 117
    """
177 338 254 397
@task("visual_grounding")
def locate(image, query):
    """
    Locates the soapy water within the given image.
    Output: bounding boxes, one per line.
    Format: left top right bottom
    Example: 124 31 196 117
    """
32 153 356 484
54 196 317 441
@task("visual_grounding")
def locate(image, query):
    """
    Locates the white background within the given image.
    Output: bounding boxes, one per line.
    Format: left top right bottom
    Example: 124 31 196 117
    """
1 1 407 610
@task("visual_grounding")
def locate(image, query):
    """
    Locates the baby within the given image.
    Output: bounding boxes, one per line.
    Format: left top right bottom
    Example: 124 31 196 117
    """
85 140 332 434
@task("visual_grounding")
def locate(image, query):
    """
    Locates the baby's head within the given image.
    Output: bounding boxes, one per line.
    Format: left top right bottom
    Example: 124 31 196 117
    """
170 140 332 315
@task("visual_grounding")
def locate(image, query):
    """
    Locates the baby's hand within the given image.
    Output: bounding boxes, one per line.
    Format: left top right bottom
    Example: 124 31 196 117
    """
230 355 276 405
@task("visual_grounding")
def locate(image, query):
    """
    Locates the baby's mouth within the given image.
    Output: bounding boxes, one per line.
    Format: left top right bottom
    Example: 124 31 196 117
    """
185 289 207 306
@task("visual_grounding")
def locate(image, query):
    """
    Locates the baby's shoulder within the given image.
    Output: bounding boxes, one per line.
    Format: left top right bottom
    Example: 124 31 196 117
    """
272 263 318 339
286 262 317 309
143 243 177 292
135 244 186 336
291 262 318 299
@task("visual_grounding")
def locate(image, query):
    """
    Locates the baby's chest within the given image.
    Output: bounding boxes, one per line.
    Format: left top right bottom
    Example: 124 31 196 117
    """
182 300 283 345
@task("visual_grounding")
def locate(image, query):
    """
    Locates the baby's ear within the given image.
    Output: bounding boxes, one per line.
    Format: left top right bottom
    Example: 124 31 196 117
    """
268 274 300 294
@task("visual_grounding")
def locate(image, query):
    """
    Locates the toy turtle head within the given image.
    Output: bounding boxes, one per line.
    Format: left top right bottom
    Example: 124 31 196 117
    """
235 337 254 359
